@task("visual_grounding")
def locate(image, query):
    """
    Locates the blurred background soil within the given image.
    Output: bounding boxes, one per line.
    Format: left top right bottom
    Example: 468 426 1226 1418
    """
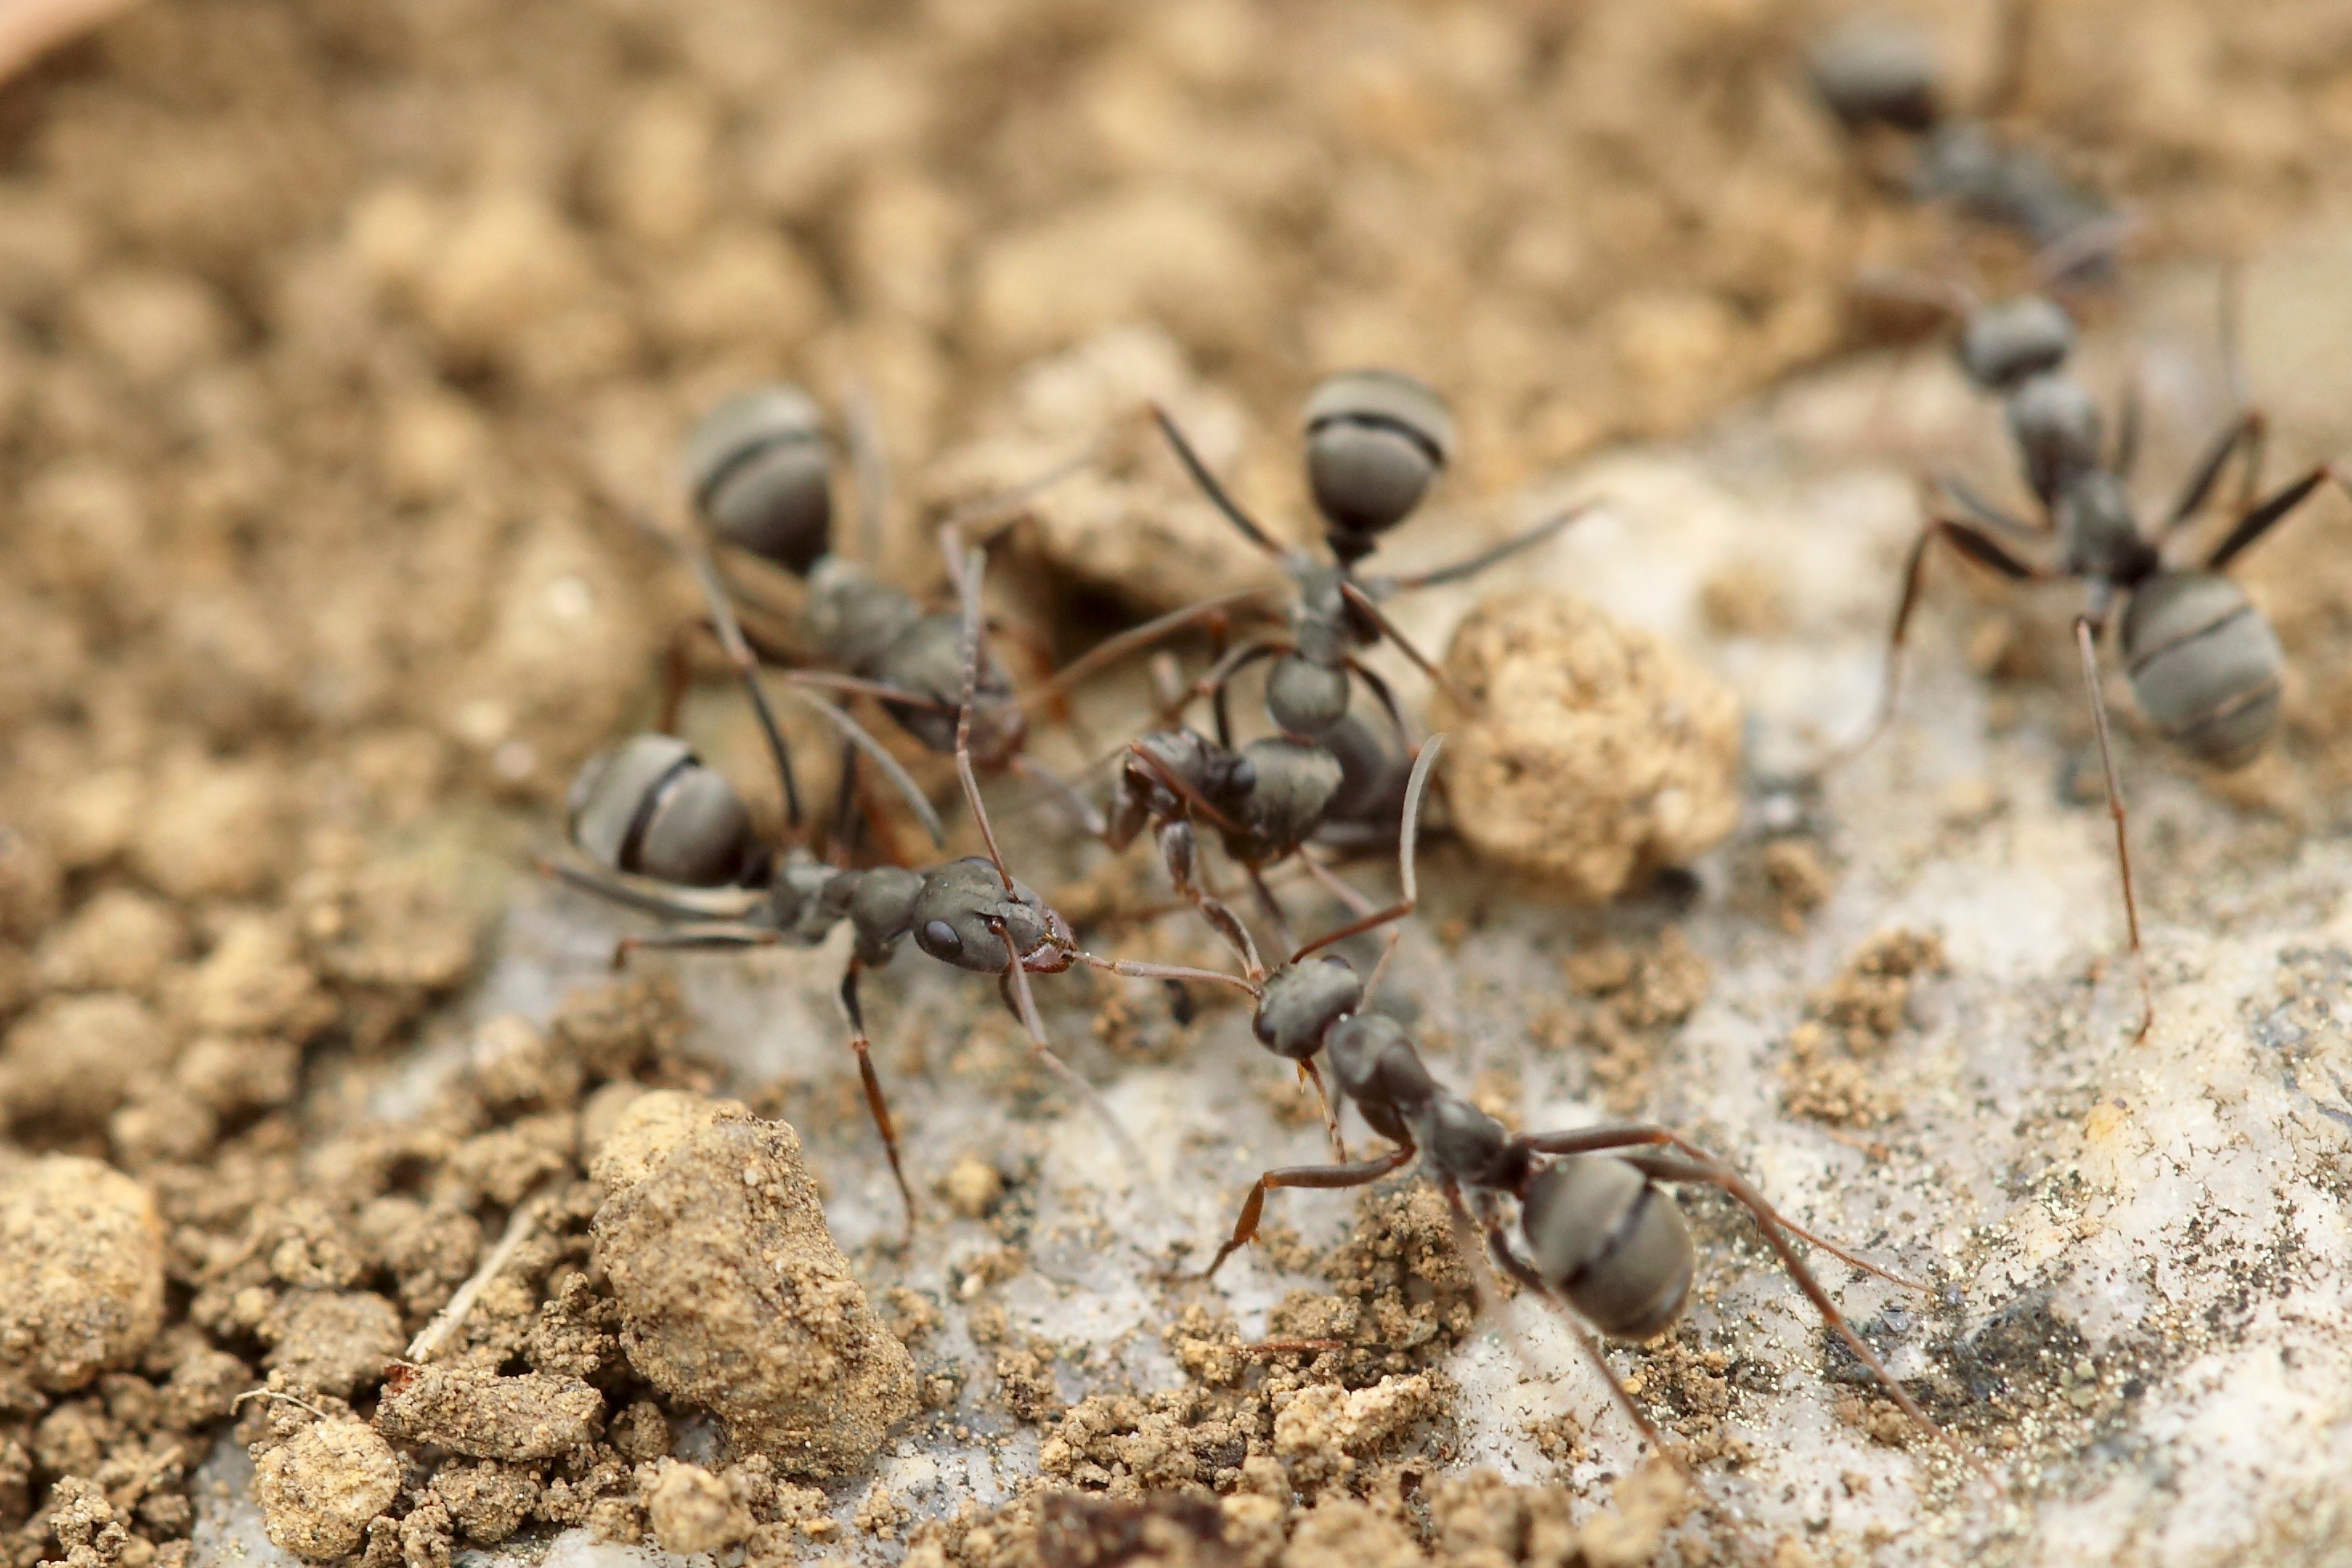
4 0 2352 1564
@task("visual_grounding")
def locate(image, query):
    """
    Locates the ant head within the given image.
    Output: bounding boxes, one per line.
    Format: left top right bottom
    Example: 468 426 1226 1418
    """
1520 1156 1694 1341
1265 652 1351 738
1253 956 1363 1060
1302 370 1454 549
912 859 1060 975
684 384 834 576
1960 296 2075 392
568 734 755 888
1806 14 1941 134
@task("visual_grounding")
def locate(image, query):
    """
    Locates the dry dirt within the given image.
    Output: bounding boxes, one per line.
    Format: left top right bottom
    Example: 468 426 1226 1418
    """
6 2 2352 1568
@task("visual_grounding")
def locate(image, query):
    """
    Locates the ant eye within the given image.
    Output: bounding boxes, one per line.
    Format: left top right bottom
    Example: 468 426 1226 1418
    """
1227 757 1257 794
923 919 962 954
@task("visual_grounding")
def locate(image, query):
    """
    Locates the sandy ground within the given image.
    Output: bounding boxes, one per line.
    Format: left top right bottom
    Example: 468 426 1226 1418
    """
6 3 2352 1567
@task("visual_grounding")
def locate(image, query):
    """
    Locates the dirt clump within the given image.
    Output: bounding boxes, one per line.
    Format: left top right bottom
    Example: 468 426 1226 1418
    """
1782 929 1947 1127
591 1096 918 1477
253 1417 400 1561
931 324 1283 618
1538 927 1712 1113
1433 590 1741 900
644 1459 754 1556
0 1154 165 1395
375 1365 604 1460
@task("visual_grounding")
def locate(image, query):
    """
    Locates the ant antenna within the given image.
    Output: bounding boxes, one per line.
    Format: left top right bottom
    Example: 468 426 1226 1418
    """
784 687 947 849
1149 402 1290 559
943 524 1017 892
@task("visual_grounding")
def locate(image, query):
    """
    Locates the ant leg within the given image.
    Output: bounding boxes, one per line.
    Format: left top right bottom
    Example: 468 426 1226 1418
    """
1244 864 1298 957
2114 366 2143 481
660 624 696 735
1836 513 2049 765
1009 754 1109 839
1149 403 1288 558
1936 474 2048 540
1201 640 1286 746
539 859 764 922
1157 819 1266 980
1514 1125 1974 1476
839 959 916 1233
991 920 1148 1176
1373 502 1593 591
2072 615 2154 1045
1614 1153 1931 1293
1022 589 1282 717
781 686 945 849
1291 739 1443 961
1335 580 1464 707
678 541 805 830
1198 1142 1416 1279
2162 411 2268 537
2205 461 2347 572
611 924 783 970
825 745 863 867
1127 744 1248 837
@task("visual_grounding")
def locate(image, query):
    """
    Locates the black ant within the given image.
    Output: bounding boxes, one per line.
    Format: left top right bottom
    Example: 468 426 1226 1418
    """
1849 273 2350 1040
1807 8 2119 281
554 524 1221 1231
1063 373 1582 940
676 382 1105 847
1166 743 1982 1482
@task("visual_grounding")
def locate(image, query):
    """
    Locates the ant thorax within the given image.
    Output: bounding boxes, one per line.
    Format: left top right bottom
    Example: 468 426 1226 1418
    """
2059 471 2158 586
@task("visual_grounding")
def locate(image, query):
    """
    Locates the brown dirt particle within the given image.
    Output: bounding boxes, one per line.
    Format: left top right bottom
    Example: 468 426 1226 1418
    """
646 1460 753 1556
0 1154 165 1394
429 1459 541 1547
0 992 170 1132
942 1155 1007 1220
254 1418 400 1561
1781 929 1946 1127
1433 590 1741 900
591 1104 915 1476
259 1291 403 1400
374 1365 604 1461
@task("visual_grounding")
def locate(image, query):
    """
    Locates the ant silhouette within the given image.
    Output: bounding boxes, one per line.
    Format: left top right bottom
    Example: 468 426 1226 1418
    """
553 523 1225 1231
1846 271 2350 1040
1161 740 1983 1483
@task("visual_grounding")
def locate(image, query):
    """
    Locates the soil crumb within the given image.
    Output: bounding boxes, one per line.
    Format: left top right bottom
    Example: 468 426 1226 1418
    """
591 1098 918 1477
1782 929 1947 1127
1433 590 1741 900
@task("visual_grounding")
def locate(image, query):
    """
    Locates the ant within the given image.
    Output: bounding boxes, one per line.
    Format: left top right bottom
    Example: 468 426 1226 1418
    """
1076 372 1579 939
1849 271 2351 1040
677 382 1107 846
1172 745 1978 1481
554 522 1224 1230
1807 7 2118 280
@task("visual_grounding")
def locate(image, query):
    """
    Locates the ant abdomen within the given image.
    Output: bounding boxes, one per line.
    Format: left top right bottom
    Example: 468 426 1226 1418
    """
2122 571 2285 770
568 733 754 888
1806 14 1940 134
684 384 834 576
1302 369 1455 552
1960 296 2075 392
1521 1156 1696 1342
